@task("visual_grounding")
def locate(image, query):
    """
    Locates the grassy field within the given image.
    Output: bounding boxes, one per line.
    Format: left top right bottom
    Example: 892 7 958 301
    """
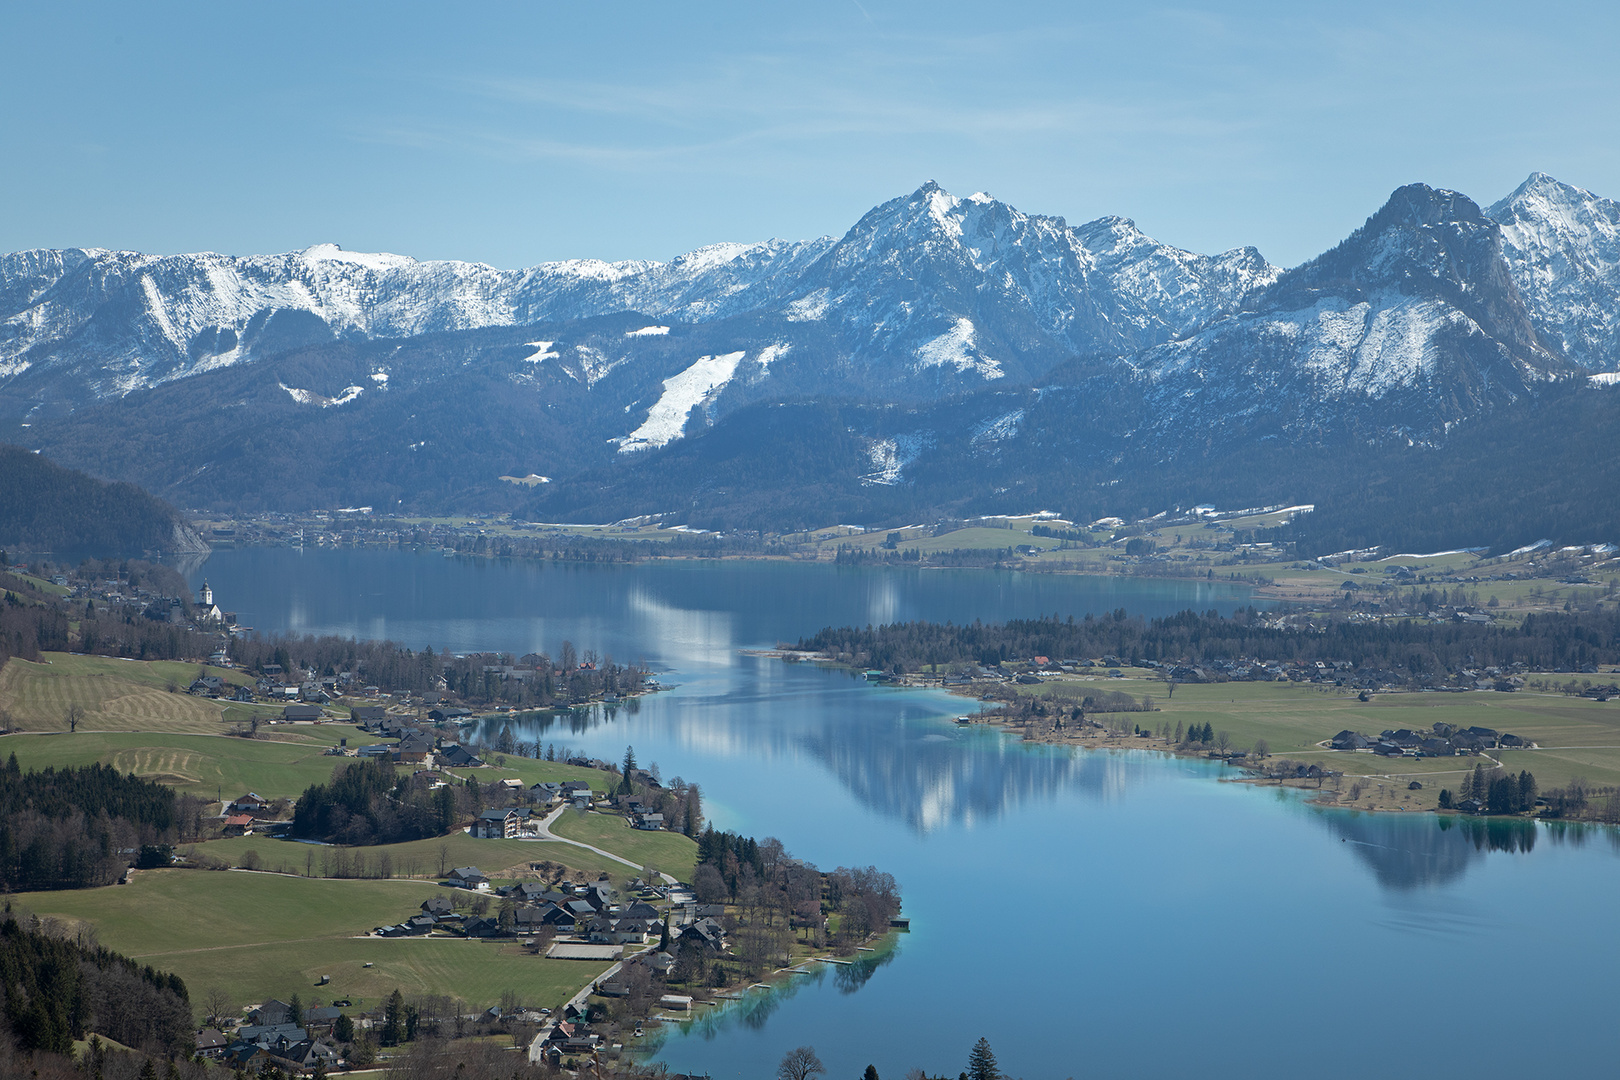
442 757 610 794
12 869 608 1014
187 830 635 884
1005 673 1620 809
550 810 698 881
1 728 369 802
0 653 278 733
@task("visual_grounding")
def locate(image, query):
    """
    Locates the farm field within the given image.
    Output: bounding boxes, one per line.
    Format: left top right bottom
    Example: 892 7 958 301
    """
1004 674 1620 808
1 728 369 802
12 869 607 1013
550 810 699 881
0 652 278 733
188 830 636 884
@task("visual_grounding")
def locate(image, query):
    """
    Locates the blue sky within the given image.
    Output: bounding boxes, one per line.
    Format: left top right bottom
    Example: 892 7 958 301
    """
4 1 1617 268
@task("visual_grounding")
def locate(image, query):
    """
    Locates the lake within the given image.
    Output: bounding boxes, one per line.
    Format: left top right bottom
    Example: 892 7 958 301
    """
190 548 1620 1079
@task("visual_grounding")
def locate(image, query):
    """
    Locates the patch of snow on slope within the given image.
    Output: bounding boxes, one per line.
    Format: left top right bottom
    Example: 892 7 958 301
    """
914 318 1002 379
972 409 1025 449
1589 371 1620 386
756 343 791 371
785 289 830 321
370 371 388 384
522 341 560 363
627 325 670 337
926 188 964 240
140 274 186 354
280 382 364 407
301 243 415 273
861 433 933 485
614 351 745 453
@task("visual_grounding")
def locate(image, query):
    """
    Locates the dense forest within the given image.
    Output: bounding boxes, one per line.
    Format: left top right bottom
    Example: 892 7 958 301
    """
0 757 205 891
0 445 204 556
0 908 192 1057
292 759 457 845
798 608 1620 677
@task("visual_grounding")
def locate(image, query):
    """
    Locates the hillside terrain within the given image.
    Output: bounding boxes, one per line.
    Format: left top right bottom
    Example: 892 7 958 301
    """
0 443 207 555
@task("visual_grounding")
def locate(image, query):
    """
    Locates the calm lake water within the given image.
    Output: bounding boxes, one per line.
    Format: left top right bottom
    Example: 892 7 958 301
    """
190 549 1620 1079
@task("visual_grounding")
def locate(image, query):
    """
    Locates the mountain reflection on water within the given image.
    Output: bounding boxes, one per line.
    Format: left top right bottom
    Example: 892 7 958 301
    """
189 549 1620 1080
484 690 1163 836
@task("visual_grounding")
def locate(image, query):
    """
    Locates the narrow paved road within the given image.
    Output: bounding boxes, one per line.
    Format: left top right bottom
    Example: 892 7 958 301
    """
529 804 678 885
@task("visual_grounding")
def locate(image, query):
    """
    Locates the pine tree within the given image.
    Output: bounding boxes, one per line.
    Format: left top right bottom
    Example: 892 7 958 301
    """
967 1037 999 1080
1518 770 1537 810
620 745 637 796
863 1067 880 1080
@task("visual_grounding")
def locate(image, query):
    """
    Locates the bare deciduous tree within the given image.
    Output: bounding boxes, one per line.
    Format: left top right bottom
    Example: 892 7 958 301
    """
777 1046 826 1080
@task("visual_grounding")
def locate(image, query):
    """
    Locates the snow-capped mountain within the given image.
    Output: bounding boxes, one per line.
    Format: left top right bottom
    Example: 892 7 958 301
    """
0 236 832 412
4 174 1617 523
777 182 1275 388
1117 183 1569 442
1488 172 1620 372
0 182 1276 419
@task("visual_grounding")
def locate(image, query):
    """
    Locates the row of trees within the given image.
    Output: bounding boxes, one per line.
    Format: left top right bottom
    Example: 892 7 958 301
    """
798 607 1620 678
1439 766 1538 814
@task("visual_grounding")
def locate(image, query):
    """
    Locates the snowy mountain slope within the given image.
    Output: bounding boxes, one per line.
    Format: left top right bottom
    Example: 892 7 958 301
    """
775 182 1276 393
0 182 1278 418
0 236 833 417
1488 172 1620 372
1125 184 1570 439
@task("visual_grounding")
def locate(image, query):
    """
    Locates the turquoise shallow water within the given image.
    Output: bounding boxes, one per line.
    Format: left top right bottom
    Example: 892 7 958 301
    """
192 550 1620 1079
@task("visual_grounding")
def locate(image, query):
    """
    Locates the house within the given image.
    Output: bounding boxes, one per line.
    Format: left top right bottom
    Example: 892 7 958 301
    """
279 1039 341 1073
422 896 455 917
475 808 521 839
302 1006 343 1033
530 782 563 805
428 707 472 723
438 743 483 768
448 866 489 889
189 675 226 696
396 732 435 764
195 1028 228 1059
223 814 255 836
282 704 323 722
351 705 388 725
246 1000 295 1027
1372 741 1404 757
678 918 726 951
632 812 664 831
1330 730 1370 750
231 792 271 814
537 903 578 929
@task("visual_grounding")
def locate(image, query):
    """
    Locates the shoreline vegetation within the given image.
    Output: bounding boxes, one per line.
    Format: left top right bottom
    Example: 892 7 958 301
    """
782 605 1620 821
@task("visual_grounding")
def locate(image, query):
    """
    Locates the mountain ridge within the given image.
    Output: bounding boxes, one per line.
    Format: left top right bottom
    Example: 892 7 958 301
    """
3 173 1618 549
